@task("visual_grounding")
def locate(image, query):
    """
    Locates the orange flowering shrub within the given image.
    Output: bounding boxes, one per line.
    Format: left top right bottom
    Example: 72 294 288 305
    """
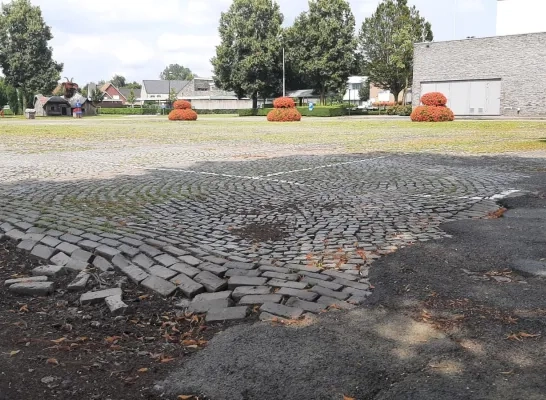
173 100 192 110
267 108 302 122
410 105 454 122
372 101 397 107
168 109 198 121
273 97 296 108
420 92 447 107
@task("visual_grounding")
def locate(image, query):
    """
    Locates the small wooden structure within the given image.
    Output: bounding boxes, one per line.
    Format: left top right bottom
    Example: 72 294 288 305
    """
34 95 71 116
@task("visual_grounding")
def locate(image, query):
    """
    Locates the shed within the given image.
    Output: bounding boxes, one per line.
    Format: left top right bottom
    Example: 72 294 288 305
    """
34 95 71 116
67 93 96 116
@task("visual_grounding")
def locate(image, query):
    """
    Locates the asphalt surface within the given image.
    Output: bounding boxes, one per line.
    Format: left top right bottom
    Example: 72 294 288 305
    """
159 172 546 400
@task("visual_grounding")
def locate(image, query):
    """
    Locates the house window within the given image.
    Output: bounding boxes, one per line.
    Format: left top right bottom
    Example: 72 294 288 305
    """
351 83 362 90
113 95 120 100
50 106 55 111
197 87 208 91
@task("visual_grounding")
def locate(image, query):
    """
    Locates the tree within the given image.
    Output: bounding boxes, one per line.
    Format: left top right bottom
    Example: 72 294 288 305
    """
127 89 136 107
0 80 7 108
6 85 19 114
286 0 356 105
212 0 284 109
160 64 194 81
111 75 126 88
359 78 370 101
125 81 142 89
0 0 63 107
359 0 432 105
90 88 105 107
167 88 177 106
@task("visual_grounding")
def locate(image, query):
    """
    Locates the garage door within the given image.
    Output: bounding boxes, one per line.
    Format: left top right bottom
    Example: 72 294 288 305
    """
420 80 501 116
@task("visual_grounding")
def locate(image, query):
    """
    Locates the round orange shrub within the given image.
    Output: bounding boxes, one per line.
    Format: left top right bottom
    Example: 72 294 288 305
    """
420 92 447 107
168 109 198 121
273 97 296 108
267 108 301 122
410 106 454 122
173 100 192 110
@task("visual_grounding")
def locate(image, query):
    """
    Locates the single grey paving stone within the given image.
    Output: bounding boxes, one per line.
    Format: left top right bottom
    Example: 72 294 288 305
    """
149 265 178 280
59 234 82 244
45 229 64 237
112 254 130 269
56 242 79 255
195 271 228 293
259 311 293 322
223 261 256 270
227 255 252 263
100 238 122 247
347 296 368 305
301 277 343 291
261 271 299 281
27 227 45 233
260 302 303 319
178 255 202 267
258 265 291 274
17 239 37 251
316 296 356 310
238 294 283 305
171 274 205 298
141 275 178 297
188 298 233 314
334 278 371 291
100 232 122 239
224 269 262 278
286 263 321 273
95 245 120 260
14 221 33 230
32 265 66 277
163 245 189 257
170 263 200 278
118 244 140 258
321 270 358 281
285 297 327 313
9 281 55 296
277 288 319 302
342 287 372 297
0 222 14 232
5 276 48 286
92 256 114 272
64 258 88 272
41 236 61 248
298 271 332 281
206 306 249 322
25 233 45 242
80 287 123 305
133 253 155 270
155 254 179 267
227 276 267 290
67 228 84 236
203 256 228 265
139 244 163 258
193 291 233 302
267 279 308 290
105 295 128 315
6 229 26 241
144 238 167 247
81 233 103 242
72 249 94 263
119 237 144 247
78 239 102 251
512 259 546 278
67 271 90 291
232 286 271 301
310 286 350 301
31 244 57 260
199 263 228 277
117 263 150 284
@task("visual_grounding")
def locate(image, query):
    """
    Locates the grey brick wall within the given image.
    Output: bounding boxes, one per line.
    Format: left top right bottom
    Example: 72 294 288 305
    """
412 32 546 117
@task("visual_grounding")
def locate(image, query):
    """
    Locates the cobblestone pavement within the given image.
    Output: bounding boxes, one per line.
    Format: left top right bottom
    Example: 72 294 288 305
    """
0 137 542 321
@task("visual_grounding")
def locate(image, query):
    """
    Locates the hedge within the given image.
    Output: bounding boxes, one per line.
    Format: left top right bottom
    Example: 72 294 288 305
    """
98 108 159 115
195 109 240 114
239 106 344 117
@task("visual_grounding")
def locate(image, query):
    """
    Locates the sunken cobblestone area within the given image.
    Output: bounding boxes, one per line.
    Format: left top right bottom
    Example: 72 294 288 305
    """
0 149 529 321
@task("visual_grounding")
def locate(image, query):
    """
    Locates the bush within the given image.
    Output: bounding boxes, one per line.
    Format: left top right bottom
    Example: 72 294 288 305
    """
410 106 454 122
298 106 344 117
173 100 192 110
168 109 198 121
267 108 302 122
420 92 447 107
273 97 296 108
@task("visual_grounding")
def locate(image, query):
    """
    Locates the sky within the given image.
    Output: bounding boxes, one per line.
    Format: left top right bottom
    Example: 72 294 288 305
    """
1 0 499 84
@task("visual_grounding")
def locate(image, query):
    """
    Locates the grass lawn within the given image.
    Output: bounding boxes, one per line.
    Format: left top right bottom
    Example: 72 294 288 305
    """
0 117 545 155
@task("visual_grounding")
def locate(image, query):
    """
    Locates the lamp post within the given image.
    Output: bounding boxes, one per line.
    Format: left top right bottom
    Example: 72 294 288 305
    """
283 47 285 97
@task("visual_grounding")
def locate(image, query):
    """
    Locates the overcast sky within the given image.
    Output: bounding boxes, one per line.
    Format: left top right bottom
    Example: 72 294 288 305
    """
1 0 497 84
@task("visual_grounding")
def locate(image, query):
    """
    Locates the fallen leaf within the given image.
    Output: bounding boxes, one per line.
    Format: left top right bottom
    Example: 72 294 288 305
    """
178 396 194 400
138 294 149 301
46 358 59 365
105 336 122 344
500 370 514 375
137 368 149 373
182 340 197 346
160 357 175 363
519 332 541 338
51 338 66 344
19 304 29 313
9 350 20 357
343 396 355 400
506 332 541 341
76 336 89 342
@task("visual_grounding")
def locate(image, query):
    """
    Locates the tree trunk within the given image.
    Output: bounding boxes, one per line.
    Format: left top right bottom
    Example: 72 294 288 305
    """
320 89 325 106
252 93 258 109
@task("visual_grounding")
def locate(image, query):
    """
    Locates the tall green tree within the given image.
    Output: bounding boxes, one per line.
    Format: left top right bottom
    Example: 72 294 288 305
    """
0 80 7 108
286 0 356 105
212 0 284 109
6 85 19 114
160 64 194 81
127 89 136 107
125 81 142 89
359 0 432 104
90 88 105 107
0 0 63 107
111 75 126 88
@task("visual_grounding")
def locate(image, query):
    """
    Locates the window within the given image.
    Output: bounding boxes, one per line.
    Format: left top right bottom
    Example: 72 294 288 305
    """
351 83 362 90
113 95 120 100
50 106 55 111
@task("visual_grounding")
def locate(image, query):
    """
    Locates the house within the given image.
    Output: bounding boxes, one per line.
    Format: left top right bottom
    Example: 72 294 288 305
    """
99 82 126 107
141 78 252 110
34 93 96 117
343 76 367 106
119 88 142 106
369 84 411 105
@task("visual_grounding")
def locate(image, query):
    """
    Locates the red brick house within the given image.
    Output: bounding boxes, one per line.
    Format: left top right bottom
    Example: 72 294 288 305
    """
100 82 126 107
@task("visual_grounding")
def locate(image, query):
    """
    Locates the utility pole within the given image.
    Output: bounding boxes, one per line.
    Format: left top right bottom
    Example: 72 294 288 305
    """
282 47 286 97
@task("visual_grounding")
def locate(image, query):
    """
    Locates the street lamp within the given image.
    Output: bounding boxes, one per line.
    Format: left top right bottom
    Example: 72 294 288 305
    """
283 47 285 97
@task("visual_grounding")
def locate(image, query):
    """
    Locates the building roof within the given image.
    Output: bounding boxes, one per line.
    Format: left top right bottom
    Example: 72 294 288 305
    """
119 88 141 99
66 93 89 107
44 96 71 105
287 89 318 98
143 80 191 94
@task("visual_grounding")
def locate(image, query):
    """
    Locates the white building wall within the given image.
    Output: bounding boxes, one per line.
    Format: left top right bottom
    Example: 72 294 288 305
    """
497 0 546 36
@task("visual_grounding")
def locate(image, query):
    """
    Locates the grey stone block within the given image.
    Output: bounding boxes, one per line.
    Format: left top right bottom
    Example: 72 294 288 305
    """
301 277 343 291
40 236 61 248
45 229 64 237
92 256 114 272
512 259 546 278
225 269 262 277
266 279 308 289
132 253 155 270
188 298 233 313
118 263 149 284
67 271 90 291
206 306 249 322
178 255 202 267
316 296 356 310
105 295 128 315
78 240 102 252
310 286 350 300
286 263 321 273
321 270 358 281
285 297 327 313
72 249 94 263
223 261 256 270
232 286 271 300
118 244 140 258
199 263 227 277
277 288 319 302
6 229 26 241
32 265 66 277
50 251 87 271
155 253 179 267
203 256 228 265
261 271 299 281
9 281 55 296
139 244 162 258
227 276 267 290
56 242 79 255
17 239 37 251
5 276 48 286
347 296 368 305
141 275 178 297
298 271 332 281
30 244 57 260
171 274 205 298
195 271 228 293
163 245 189 257
334 278 371 291
259 311 290 322
80 288 123 304
258 265 291 274
260 302 303 319
170 263 200 278
95 245 120 259
342 287 372 298
24 233 45 242
59 233 82 244
193 291 233 302
238 294 283 305
149 265 178 280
